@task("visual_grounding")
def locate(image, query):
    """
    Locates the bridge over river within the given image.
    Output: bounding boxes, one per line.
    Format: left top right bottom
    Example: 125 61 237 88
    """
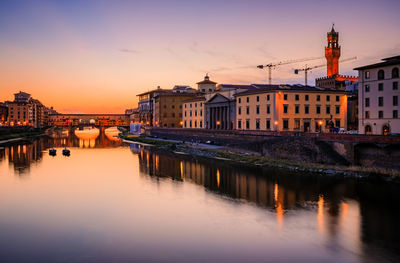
49 113 130 127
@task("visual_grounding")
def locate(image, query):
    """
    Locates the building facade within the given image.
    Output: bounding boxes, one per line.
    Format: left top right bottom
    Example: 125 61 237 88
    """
354 55 400 135
0 102 8 126
153 86 198 128
235 85 347 132
7 92 49 128
182 97 205 128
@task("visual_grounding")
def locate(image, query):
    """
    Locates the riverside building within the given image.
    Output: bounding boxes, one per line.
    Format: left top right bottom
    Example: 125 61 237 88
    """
354 55 400 135
235 85 347 132
7 91 49 128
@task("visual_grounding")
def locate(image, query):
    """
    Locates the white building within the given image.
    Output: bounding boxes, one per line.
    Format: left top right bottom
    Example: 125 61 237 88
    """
354 55 399 135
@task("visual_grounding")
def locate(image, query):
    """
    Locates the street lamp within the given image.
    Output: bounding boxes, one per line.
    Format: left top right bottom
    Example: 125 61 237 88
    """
274 120 278 131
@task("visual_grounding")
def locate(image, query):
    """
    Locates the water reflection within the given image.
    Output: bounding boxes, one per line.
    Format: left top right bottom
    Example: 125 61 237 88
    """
2 127 123 174
135 146 400 262
1 137 400 262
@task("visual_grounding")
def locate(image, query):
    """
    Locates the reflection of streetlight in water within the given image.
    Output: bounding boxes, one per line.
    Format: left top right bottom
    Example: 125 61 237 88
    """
74 127 100 148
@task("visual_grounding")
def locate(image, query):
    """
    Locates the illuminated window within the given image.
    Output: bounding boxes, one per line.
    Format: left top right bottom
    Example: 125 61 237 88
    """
365 71 370 79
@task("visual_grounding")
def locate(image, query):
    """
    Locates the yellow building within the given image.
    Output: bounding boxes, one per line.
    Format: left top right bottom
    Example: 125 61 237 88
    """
182 97 205 128
153 86 199 128
235 85 347 132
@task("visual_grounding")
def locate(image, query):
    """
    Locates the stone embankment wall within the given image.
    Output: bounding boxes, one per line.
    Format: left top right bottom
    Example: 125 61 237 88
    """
145 128 400 170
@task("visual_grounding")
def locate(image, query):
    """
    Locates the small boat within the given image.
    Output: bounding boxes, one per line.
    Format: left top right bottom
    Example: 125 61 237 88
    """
62 148 70 156
49 148 57 156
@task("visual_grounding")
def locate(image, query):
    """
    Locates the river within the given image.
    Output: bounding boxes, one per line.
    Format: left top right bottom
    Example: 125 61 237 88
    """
0 128 399 262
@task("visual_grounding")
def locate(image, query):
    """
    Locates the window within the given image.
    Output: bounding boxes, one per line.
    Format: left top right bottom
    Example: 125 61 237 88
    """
194 103 197 107
184 121 187 127
246 97 249 103
393 96 398 106
378 69 385 80
194 121 197 128
283 119 289 130
392 67 399 78
335 105 340 114
246 106 250 114
200 121 202 128
365 98 370 107
266 119 270 130
305 105 309 114
283 104 288 114
378 97 384 107
267 94 270 101
335 119 340 128
378 83 383 91
336 96 339 102
394 82 398 90
365 111 370 119
256 119 260 130
317 95 320 101
200 110 202 116
246 119 250 129
379 111 384 119
316 105 321 114
238 98 241 103
284 94 288 100
194 111 197 116
326 95 330 102
190 120 192 128
294 119 300 130
365 71 370 79
190 103 192 108
326 105 330 114
256 96 259 102
266 105 270 114
172 113 175 117
295 94 299 101
394 110 398 118
305 95 309 101
295 105 299 114
238 120 242 129
256 105 260 114
190 110 192 116
238 106 242 115
200 103 202 106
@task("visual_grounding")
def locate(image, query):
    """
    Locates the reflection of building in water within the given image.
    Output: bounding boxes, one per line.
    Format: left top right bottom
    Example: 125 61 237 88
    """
7 140 47 174
49 127 123 148
75 127 100 148
104 127 121 142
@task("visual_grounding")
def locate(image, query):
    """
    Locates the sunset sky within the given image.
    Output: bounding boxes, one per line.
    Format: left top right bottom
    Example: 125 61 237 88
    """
1 0 399 113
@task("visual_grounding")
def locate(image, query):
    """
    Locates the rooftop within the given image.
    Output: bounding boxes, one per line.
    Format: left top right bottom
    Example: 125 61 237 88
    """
354 55 400 70
235 84 347 96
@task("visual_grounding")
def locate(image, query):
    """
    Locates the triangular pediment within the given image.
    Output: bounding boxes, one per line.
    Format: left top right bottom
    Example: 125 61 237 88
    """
206 93 229 104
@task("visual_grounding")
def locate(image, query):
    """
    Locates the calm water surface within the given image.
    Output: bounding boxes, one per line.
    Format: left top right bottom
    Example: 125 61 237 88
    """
0 128 399 263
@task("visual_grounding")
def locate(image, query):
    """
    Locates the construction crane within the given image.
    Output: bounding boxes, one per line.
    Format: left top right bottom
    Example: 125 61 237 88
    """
257 56 323 84
294 57 357 86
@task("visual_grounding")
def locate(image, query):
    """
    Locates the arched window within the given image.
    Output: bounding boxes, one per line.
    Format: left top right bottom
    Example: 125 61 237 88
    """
365 125 372 135
378 70 385 80
392 67 399 78
382 124 390 135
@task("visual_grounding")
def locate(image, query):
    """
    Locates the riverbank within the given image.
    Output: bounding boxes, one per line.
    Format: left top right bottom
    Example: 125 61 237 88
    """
121 134 400 181
0 132 45 145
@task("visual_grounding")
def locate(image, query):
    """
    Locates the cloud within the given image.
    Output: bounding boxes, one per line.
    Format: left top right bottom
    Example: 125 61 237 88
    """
118 48 141 54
